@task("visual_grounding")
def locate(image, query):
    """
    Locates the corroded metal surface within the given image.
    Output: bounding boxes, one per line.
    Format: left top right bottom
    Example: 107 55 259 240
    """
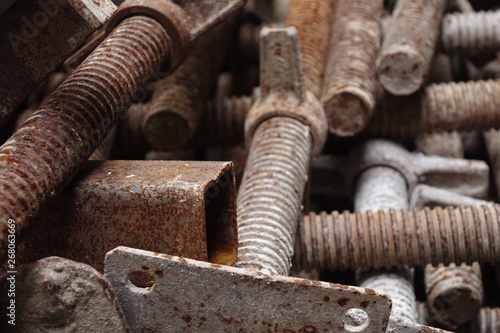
322 0 382 136
388 316 450 333
105 246 393 333
0 0 116 124
18 161 237 271
377 0 447 95
294 204 500 272
410 184 491 209
0 256 129 333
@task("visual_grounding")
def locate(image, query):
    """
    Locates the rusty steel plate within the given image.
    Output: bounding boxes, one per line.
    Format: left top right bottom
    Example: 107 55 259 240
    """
0 0 116 124
105 246 392 333
19 161 237 271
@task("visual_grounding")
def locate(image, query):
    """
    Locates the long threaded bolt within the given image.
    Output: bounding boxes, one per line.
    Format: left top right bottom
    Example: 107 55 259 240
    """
294 204 500 272
321 0 382 136
376 0 447 95
441 10 500 55
0 16 171 259
369 79 500 137
143 15 235 151
415 130 484 329
237 117 312 275
284 0 336 99
354 166 418 323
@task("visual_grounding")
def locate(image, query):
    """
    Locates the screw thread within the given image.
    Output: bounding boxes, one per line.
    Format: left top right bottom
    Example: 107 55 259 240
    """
469 308 500 333
237 117 312 275
370 80 500 137
198 96 253 147
284 0 336 98
376 0 447 95
294 204 500 272
441 10 500 54
321 0 382 136
425 263 483 328
0 16 170 258
144 16 234 151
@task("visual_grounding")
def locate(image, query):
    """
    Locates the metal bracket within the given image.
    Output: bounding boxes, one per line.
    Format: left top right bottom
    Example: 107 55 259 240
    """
105 246 393 332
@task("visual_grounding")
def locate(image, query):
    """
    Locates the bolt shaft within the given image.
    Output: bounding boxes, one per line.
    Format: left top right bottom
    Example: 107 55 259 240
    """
143 16 234 150
0 16 171 258
441 10 500 55
370 80 500 137
321 0 382 136
237 117 312 275
284 0 336 98
294 204 500 272
377 0 447 95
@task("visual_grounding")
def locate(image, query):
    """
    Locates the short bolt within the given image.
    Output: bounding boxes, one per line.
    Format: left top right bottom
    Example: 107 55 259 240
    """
440 10 500 55
369 79 500 137
376 0 447 95
143 15 236 151
294 204 500 271
321 0 383 136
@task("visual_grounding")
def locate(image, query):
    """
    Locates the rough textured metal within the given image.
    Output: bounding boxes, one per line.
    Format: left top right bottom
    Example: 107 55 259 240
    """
294 204 500 271
410 184 491 210
376 0 447 95
349 140 489 198
143 14 236 151
388 317 450 333
237 28 326 275
415 128 485 329
353 150 417 323
0 0 116 124
425 263 483 329
0 16 170 262
369 80 500 137
284 0 336 99
105 246 393 333
415 131 463 158
321 0 382 136
457 308 500 333
0 256 129 333
18 161 237 271
89 127 117 160
441 10 500 55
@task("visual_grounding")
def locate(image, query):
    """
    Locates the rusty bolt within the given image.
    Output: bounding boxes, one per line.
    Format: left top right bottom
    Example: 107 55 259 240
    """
0 0 247 261
441 10 500 55
376 0 447 95
369 79 500 137
236 28 327 275
88 127 117 161
321 0 382 136
143 15 236 151
284 0 336 99
294 204 500 272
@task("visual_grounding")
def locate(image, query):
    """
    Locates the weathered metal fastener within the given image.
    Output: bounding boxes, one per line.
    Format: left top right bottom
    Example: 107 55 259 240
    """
376 0 447 95
236 27 327 275
88 127 117 160
0 0 247 261
18 161 237 272
105 246 395 333
369 80 500 137
0 257 130 333
415 130 484 329
0 0 116 124
283 0 336 99
441 10 500 55
142 14 236 151
294 204 500 272
321 0 382 136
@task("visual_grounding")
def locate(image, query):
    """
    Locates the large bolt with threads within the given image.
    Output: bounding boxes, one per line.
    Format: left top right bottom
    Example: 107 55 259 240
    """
321 0 382 136
142 13 236 151
369 79 500 137
415 131 484 329
353 144 418 323
236 27 327 275
283 0 336 99
0 0 247 261
376 0 447 95
294 203 500 271
441 10 500 55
